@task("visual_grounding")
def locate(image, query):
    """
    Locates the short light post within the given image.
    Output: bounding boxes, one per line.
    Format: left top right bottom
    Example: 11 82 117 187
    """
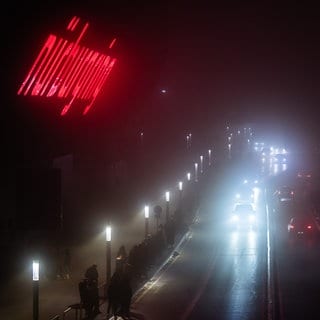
178 181 183 207
165 191 170 223
187 172 191 182
32 260 39 320
144 205 149 239
106 224 112 286
208 149 212 166
194 162 198 182
200 155 204 173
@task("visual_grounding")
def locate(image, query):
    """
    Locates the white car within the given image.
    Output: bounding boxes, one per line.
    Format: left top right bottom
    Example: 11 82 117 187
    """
230 203 257 230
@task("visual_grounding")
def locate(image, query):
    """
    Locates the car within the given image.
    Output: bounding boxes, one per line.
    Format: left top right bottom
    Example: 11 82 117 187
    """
230 203 257 230
287 215 318 239
235 185 254 203
274 186 294 202
272 153 287 164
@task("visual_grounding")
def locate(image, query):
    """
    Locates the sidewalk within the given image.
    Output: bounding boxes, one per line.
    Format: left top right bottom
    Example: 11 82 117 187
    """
0 179 200 320
93 218 196 320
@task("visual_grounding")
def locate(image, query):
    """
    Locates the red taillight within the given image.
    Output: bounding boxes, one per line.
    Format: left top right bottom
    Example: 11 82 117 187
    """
289 225 294 229
307 225 312 229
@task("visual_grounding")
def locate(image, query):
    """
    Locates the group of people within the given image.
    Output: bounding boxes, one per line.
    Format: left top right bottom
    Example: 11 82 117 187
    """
79 261 133 319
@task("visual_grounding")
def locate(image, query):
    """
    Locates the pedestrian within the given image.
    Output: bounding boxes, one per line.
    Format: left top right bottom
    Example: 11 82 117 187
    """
87 279 101 315
165 217 176 249
85 264 99 282
79 278 92 318
107 269 122 319
63 248 71 279
116 245 127 272
119 271 132 319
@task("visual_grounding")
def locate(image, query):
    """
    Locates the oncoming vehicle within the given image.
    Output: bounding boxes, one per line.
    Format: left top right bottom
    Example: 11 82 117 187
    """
230 203 257 230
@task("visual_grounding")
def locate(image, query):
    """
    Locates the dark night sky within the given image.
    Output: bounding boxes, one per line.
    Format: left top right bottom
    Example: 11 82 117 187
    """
3 1 320 165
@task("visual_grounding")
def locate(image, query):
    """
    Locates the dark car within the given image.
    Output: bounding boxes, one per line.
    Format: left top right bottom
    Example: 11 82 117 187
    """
287 215 317 239
274 186 294 202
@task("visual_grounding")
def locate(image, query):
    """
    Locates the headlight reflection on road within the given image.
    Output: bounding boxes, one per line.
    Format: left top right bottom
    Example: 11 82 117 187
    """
227 229 258 318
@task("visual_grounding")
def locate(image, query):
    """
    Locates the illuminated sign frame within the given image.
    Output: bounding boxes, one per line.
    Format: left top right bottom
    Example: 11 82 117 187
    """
17 16 117 116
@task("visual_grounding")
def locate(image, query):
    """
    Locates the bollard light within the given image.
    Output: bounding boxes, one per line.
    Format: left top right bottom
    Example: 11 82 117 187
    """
179 181 183 191
187 172 191 181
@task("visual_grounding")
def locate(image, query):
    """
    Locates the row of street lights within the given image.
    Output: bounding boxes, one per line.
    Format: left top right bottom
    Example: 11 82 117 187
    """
32 145 214 320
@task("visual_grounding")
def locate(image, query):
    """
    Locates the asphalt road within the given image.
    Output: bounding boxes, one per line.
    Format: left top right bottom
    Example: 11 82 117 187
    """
122 161 270 320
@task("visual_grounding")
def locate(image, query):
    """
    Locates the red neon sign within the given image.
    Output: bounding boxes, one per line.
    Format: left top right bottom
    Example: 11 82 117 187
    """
17 16 117 116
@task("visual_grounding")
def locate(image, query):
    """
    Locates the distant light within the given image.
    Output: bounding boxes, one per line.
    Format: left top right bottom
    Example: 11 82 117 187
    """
179 181 183 191
187 172 191 181
165 191 170 202
161 89 167 93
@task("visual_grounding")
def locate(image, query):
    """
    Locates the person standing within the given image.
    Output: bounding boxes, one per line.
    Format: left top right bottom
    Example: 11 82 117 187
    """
119 270 132 320
84 264 100 315
85 264 99 282
107 269 122 319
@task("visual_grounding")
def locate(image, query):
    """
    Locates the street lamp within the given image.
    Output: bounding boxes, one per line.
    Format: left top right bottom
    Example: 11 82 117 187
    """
200 155 203 173
165 191 170 223
208 149 212 166
194 162 198 182
32 260 39 320
144 205 149 238
106 224 112 287
178 181 183 208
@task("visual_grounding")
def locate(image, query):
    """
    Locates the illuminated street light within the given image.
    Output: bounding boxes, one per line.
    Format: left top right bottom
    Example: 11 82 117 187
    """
32 260 39 320
178 181 183 208
187 172 191 181
194 162 198 182
165 191 170 223
208 149 212 166
200 155 204 173
106 224 112 287
144 205 149 239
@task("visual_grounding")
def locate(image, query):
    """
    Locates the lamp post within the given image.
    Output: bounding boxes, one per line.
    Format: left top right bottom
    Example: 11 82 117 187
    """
165 191 170 223
200 155 203 173
194 162 198 182
208 149 212 166
106 224 112 287
32 260 39 320
144 205 149 239
178 181 183 206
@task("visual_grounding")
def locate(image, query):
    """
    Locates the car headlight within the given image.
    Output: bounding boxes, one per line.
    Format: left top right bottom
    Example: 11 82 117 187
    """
231 214 239 222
